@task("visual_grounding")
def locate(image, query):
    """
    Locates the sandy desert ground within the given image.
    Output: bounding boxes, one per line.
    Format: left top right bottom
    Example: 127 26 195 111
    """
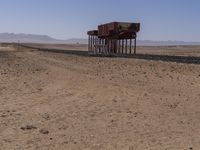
0 43 200 150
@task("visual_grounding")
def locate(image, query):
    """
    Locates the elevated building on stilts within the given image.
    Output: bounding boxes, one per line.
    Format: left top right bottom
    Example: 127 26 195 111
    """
87 22 140 56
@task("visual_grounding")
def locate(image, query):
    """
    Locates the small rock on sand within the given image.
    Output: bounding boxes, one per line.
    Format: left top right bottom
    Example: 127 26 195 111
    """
39 128 49 134
21 124 37 130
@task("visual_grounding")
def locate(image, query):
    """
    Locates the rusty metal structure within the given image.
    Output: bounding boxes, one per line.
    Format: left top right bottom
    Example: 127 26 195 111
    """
87 22 140 56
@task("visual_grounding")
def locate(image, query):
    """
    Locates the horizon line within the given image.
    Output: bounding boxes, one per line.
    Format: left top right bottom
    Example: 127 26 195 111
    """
0 32 200 43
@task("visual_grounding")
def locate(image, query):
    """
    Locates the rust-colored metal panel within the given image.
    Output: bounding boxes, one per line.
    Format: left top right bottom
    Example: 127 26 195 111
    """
118 22 140 33
98 22 140 38
87 30 98 36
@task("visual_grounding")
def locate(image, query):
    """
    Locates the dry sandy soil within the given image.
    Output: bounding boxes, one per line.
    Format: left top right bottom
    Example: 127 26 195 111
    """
0 44 200 150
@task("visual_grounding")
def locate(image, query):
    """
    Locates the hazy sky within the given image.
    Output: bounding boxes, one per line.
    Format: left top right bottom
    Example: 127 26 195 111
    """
0 0 200 41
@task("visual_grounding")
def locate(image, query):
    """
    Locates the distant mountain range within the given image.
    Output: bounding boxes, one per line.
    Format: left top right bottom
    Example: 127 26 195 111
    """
0 33 200 46
0 33 62 43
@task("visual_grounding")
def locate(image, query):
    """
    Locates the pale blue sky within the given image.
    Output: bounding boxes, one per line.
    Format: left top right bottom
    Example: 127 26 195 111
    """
0 0 200 41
